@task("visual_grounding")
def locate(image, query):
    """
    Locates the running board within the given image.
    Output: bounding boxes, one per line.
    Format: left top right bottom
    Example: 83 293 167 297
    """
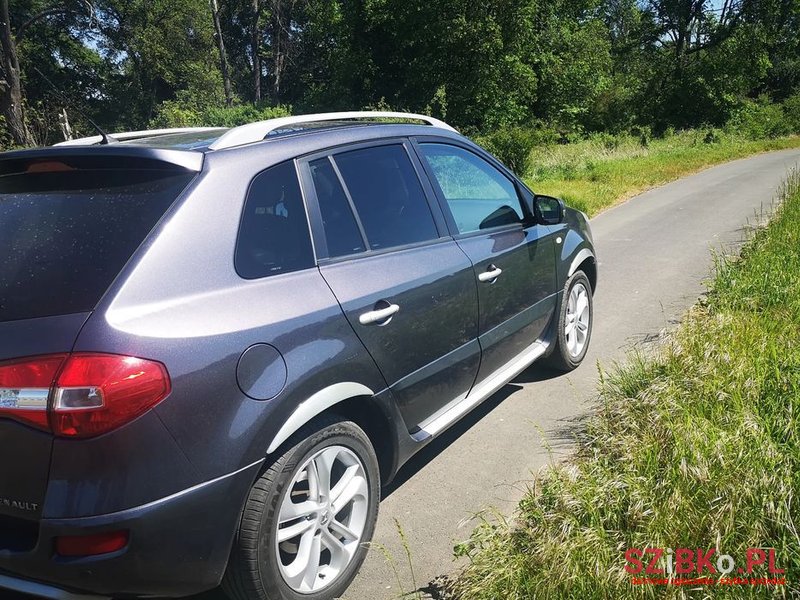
410 340 548 442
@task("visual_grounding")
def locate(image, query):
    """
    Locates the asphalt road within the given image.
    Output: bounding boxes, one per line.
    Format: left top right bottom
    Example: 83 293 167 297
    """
186 148 800 600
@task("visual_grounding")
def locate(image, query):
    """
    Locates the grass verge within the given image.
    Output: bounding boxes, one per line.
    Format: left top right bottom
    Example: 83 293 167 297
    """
448 169 800 599
524 131 800 217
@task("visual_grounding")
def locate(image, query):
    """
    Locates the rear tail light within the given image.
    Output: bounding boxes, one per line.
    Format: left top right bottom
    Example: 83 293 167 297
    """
0 353 170 438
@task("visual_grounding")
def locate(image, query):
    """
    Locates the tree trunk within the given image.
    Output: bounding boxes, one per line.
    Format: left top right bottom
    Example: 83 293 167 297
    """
252 0 261 102
0 0 31 146
270 0 287 103
210 0 234 107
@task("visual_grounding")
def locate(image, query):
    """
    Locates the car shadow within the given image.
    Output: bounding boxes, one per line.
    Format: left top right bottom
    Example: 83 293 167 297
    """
511 362 568 384
381 363 567 499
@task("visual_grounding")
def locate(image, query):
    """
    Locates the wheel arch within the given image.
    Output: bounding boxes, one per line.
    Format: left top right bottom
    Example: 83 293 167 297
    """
266 382 396 486
567 247 597 293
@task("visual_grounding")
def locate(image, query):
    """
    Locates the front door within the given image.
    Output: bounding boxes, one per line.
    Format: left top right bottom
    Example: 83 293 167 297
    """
415 141 558 383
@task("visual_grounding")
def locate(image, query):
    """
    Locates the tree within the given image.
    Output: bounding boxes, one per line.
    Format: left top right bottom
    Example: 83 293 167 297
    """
0 0 95 146
210 0 234 106
94 0 226 127
251 0 262 101
0 0 29 145
644 0 749 70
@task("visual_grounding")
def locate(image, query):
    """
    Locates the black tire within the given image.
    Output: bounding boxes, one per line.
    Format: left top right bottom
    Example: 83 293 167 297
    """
222 416 380 600
544 270 594 371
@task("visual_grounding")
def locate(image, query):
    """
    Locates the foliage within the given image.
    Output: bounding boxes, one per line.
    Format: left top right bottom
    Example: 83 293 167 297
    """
728 97 793 139
2 0 799 146
151 92 290 128
474 126 553 175
782 93 800 133
449 169 800 599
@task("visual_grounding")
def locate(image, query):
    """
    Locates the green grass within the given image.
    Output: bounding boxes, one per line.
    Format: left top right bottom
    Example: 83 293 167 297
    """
524 130 800 216
448 170 800 599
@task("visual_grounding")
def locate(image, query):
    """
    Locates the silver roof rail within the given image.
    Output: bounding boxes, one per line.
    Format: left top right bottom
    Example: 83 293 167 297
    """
54 127 223 147
208 111 457 151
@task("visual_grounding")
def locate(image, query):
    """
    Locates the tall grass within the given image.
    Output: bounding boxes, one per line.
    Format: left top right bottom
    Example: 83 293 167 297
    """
523 130 800 216
449 171 800 599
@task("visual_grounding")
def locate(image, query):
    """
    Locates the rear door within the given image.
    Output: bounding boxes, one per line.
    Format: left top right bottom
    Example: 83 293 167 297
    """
0 156 195 541
300 141 481 430
415 141 558 382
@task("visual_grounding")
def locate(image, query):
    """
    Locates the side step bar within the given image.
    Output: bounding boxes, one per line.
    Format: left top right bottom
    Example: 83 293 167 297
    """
411 340 548 442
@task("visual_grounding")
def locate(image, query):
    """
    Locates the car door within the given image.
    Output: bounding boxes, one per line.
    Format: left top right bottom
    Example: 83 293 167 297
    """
415 140 559 383
299 140 481 431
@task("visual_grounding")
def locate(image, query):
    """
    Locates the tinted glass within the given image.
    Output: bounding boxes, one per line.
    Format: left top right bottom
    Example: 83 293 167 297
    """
236 161 315 279
0 168 193 323
309 158 366 258
420 144 524 233
334 145 438 250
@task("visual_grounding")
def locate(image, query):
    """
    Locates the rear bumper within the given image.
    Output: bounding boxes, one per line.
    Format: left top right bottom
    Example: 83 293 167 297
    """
0 459 262 598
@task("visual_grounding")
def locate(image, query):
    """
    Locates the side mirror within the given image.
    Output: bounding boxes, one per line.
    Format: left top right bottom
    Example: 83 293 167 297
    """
533 195 565 225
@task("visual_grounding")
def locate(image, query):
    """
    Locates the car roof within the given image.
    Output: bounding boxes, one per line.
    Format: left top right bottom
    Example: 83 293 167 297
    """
52 112 459 153
0 113 468 173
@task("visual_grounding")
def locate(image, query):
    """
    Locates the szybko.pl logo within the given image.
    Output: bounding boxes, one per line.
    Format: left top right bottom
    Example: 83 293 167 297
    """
625 547 786 586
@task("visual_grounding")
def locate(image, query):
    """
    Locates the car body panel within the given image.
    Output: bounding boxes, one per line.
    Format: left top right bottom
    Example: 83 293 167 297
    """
318 240 481 429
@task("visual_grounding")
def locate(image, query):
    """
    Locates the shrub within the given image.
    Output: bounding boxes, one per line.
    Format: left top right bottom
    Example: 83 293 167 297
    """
728 97 792 138
476 126 553 175
201 104 291 127
782 93 800 134
151 97 291 129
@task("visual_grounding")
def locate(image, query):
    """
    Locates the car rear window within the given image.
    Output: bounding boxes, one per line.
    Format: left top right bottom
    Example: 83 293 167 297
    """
0 168 194 322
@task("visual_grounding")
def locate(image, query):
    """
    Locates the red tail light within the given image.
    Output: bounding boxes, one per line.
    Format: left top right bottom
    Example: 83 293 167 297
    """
55 530 129 557
0 355 67 431
0 353 170 438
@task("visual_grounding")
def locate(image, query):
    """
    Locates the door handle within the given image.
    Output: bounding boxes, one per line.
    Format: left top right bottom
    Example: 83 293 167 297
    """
478 266 503 283
359 303 400 325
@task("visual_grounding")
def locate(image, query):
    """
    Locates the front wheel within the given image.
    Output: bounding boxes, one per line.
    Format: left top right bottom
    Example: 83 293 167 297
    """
545 270 593 371
223 417 380 600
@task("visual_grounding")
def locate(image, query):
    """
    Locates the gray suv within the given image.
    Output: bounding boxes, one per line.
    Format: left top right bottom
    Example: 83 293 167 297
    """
0 112 596 600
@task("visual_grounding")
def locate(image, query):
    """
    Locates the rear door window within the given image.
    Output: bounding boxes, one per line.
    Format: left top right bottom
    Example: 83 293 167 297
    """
0 167 194 323
235 160 315 279
333 145 439 251
309 158 366 258
419 144 525 233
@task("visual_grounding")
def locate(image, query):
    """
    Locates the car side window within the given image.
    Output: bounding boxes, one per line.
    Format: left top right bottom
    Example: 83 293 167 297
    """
419 143 525 234
235 160 315 279
333 144 439 251
309 158 367 258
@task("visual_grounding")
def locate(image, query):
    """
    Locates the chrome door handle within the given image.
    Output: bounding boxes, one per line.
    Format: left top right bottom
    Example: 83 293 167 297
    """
478 266 503 283
359 303 400 325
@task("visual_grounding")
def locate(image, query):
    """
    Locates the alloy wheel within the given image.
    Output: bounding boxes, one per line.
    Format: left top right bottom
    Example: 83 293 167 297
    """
565 282 590 358
275 445 369 594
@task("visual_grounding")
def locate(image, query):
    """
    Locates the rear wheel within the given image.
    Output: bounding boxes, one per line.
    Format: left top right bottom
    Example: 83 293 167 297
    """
545 270 593 371
223 417 380 600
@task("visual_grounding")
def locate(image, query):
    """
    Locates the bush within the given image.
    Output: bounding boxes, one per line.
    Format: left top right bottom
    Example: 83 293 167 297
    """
476 126 554 175
728 97 792 138
152 97 291 129
782 93 800 134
